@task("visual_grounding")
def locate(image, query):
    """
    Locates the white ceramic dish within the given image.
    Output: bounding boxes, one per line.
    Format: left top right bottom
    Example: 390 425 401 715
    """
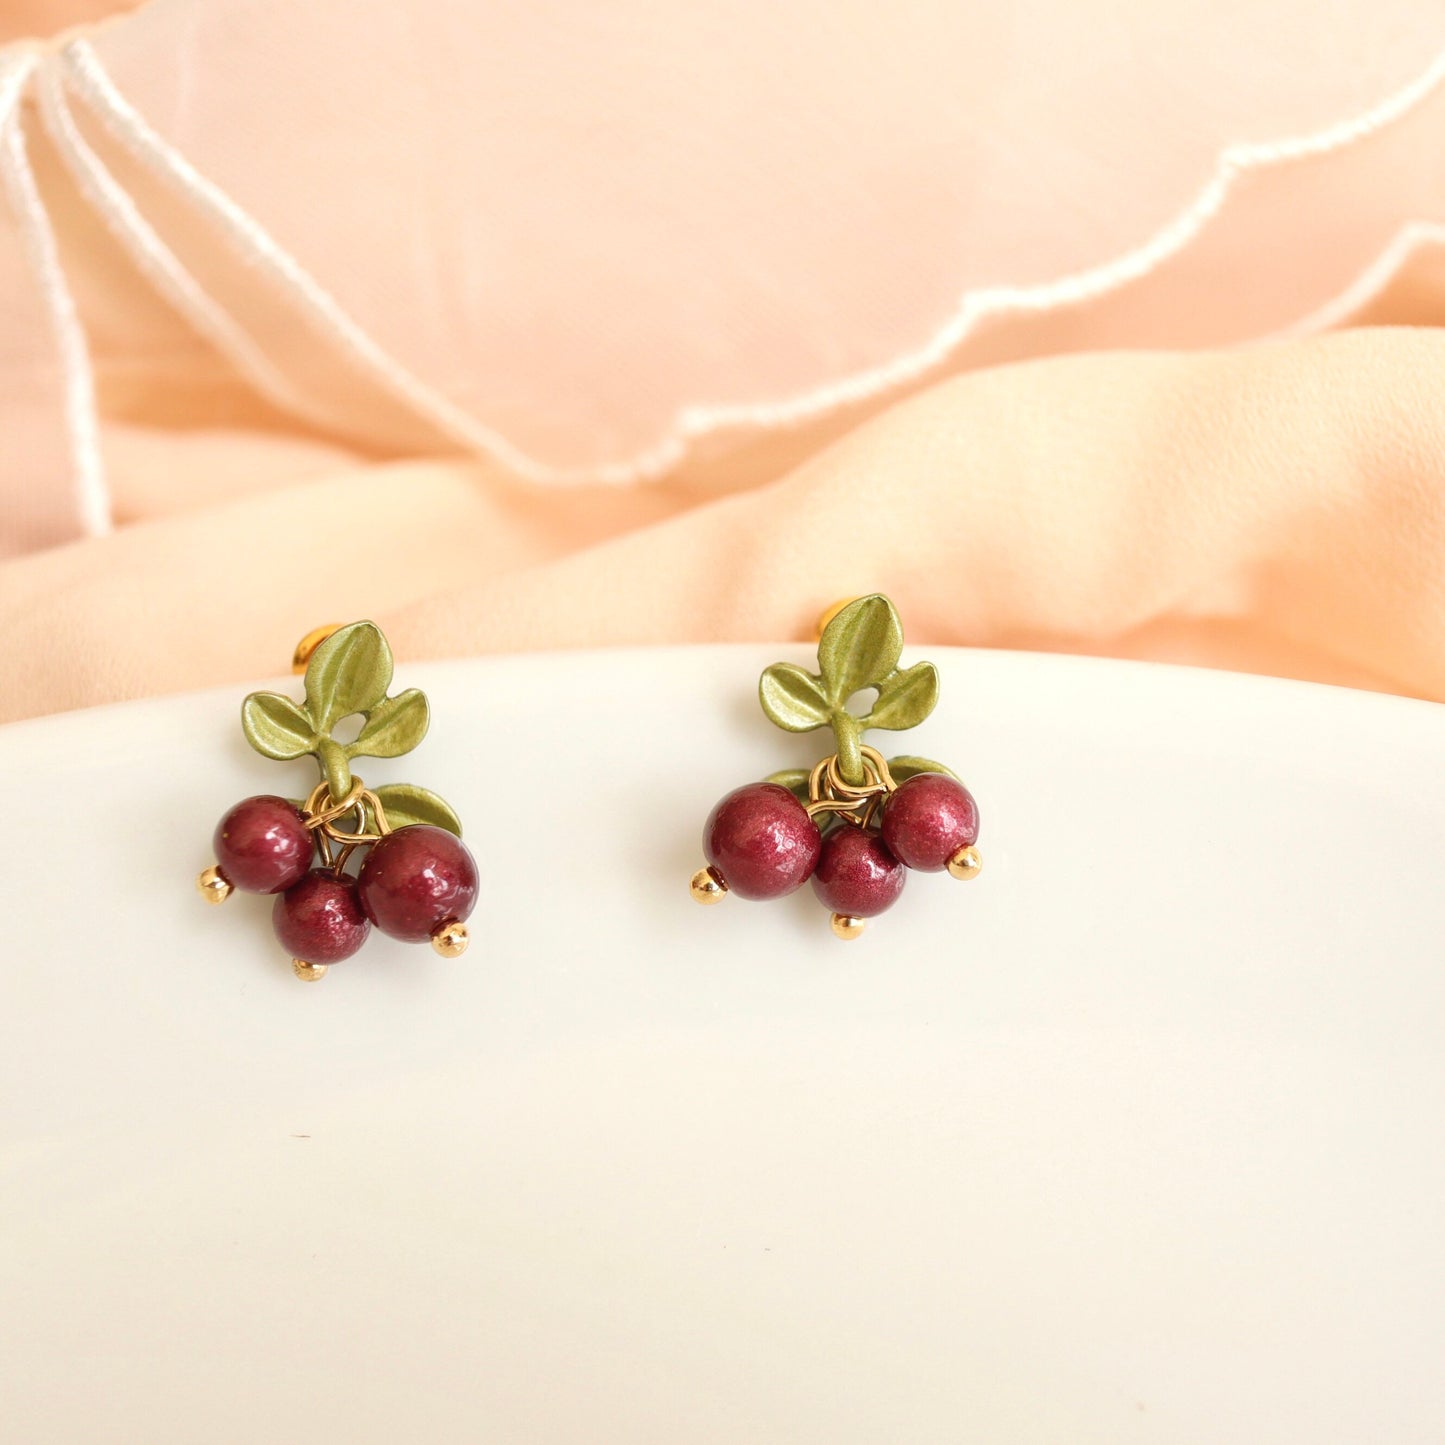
2 647 1443 1443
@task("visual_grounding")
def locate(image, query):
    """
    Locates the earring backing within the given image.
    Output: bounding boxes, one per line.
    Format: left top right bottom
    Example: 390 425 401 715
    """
198 621 478 981
690 594 981 939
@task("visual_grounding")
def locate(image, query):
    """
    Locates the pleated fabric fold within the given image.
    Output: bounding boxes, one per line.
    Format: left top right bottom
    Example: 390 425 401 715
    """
1 0 1444 718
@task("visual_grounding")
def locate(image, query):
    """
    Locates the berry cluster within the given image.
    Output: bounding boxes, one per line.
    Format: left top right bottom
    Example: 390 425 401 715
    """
690 596 982 939
203 794 478 977
197 622 476 981
694 755 980 938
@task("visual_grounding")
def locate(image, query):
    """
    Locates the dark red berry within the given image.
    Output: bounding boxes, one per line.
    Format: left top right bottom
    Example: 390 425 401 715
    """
881 772 979 872
273 868 370 963
214 794 313 894
356 826 479 942
703 783 822 900
811 827 906 918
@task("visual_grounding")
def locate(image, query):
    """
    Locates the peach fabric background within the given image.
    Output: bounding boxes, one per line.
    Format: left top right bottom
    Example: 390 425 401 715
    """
1 0 1444 719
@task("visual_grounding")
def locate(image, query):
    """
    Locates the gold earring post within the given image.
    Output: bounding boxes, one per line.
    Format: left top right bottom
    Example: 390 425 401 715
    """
291 623 343 674
813 597 864 641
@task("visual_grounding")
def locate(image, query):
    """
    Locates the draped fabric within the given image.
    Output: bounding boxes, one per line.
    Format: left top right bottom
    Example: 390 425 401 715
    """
2 0 1444 718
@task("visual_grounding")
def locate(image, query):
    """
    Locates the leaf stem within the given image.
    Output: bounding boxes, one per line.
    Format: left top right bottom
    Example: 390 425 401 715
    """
318 739 353 805
830 711 865 785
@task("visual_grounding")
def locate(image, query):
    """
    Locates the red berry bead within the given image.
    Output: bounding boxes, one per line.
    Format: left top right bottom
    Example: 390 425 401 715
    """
213 794 313 894
273 868 370 964
356 826 479 942
703 782 823 900
881 772 979 872
811 827 906 918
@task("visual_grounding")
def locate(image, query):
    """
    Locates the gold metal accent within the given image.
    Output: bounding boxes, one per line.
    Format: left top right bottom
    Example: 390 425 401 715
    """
946 845 983 880
299 776 393 870
196 865 233 904
431 921 469 957
293 959 328 981
690 865 728 904
830 913 866 940
813 596 864 641
292 624 343 674
804 744 898 830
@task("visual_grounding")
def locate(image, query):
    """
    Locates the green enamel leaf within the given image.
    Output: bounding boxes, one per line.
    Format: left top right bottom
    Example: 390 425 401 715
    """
304 621 393 731
763 768 812 805
759 663 830 732
372 783 463 837
887 755 959 785
864 661 940 732
817 594 902 704
350 688 429 760
240 692 316 760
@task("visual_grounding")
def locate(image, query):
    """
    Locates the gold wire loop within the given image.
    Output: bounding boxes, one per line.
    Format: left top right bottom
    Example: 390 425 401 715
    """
298 776 394 870
303 778 363 828
804 797 865 819
368 790 392 836
292 623 343 674
321 794 391 844
864 746 897 792
804 745 898 827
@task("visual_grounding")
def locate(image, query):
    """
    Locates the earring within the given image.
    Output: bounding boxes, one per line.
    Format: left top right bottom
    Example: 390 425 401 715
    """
197 621 478 981
690 594 981 939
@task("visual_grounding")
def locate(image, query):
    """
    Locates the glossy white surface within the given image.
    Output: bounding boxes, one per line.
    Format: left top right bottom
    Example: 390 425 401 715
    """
2 648 1443 1443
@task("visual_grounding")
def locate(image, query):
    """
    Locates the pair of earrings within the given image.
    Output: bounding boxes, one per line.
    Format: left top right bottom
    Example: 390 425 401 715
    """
198 596 982 981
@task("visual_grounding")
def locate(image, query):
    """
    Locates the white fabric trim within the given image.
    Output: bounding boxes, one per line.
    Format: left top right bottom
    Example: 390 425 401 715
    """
33 62 384 444
0 47 107 538
1283 220 1445 336
50 35 1445 490
62 38 572 481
